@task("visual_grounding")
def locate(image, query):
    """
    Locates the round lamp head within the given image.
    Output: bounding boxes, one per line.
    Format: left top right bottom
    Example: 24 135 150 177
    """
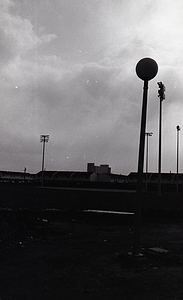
136 57 158 81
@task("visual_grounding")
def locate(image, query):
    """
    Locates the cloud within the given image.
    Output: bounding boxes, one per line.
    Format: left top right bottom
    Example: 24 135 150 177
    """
0 5 56 65
0 0 183 175
0 0 14 11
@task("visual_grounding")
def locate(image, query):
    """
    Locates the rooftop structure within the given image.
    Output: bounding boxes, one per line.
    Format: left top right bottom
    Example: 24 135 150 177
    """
87 163 111 174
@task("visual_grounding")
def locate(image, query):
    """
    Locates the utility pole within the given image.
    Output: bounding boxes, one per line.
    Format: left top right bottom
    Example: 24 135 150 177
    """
176 125 181 193
40 134 49 186
145 132 153 190
157 82 165 196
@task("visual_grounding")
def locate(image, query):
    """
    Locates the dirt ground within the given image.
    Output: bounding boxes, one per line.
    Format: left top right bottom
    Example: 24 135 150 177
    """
0 209 183 300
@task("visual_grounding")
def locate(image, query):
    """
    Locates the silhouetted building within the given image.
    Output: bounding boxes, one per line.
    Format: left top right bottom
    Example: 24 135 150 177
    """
0 170 34 183
128 172 183 191
35 170 97 185
87 163 111 174
87 163 95 173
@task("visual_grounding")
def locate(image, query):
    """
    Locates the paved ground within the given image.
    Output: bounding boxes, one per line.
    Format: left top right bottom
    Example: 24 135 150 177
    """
0 209 183 299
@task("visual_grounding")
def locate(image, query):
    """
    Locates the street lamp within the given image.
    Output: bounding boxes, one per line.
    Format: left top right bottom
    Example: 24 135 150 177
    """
157 82 165 196
133 57 158 257
145 132 153 190
40 134 49 186
176 125 181 193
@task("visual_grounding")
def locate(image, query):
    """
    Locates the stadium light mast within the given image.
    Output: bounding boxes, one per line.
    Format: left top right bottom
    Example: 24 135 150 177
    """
133 57 158 257
157 82 165 196
145 132 153 190
176 125 181 193
40 134 49 186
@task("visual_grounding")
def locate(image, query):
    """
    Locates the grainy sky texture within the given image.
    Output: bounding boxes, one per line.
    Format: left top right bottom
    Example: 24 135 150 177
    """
0 0 183 174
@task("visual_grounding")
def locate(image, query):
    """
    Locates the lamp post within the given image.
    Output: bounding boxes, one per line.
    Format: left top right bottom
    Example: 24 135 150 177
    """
40 134 49 186
133 57 158 257
145 132 153 190
176 125 181 193
157 82 165 196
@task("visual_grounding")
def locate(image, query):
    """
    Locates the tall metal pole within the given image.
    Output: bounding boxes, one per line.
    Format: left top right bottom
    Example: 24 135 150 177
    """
146 134 149 175
176 125 180 193
133 57 158 257
145 132 153 190
40 135 49 186
133 79 148 256
158 98 162 195
157 82 165 196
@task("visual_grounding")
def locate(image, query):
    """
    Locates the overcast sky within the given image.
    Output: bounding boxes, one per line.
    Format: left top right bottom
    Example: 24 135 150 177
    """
1 0 183 175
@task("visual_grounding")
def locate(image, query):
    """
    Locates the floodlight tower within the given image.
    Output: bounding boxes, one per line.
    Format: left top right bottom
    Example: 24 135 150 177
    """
40 134 49 186
133 57 158 257
145 132 153 190
176 125 181 193
157 82 165 196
